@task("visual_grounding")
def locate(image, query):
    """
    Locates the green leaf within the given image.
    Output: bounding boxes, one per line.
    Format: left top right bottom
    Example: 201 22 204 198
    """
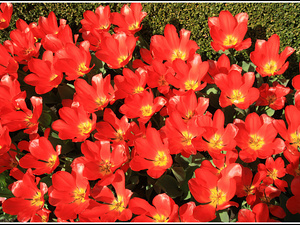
218 209 230 222
266 107 275 117
38 111 52 127
171 167 186 184
175 154 192 169
241 61 257 73
40 175 52 187
155 174 183 198
57 83 75 100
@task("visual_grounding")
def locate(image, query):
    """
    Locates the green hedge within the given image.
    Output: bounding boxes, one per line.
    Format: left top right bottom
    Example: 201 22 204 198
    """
2 3 300 76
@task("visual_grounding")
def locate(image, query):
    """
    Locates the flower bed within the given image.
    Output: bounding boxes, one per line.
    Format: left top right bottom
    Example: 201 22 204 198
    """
0 2 299 222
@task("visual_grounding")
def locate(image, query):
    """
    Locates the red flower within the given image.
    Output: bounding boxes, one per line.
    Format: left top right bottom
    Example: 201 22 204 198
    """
199 149 241 179
5 26 41 65
166 89 209 121
2 169 47 222
286 176 300 214
111 3 147 35
19 136 61 175
51 103 97 142
25 50 63 94
0 3 13 30
0 122 11 155
193 109 238 159
114 67 147 100
119 89 166 123
48 163 90 220
178 202 199 222
55 41 93 81
208 10 251 51
150 24 199 63
129 193 179 222
188 168 238 222
0 147 24 180
42 24 78 52
81 169 133 222
95 32 137 69
253 185 286 219
238 203 274 222
146 60 174 94
236 166 266 206
36 11 64 38
161 111 204 158
256 81 291 110
0 75 26 116
130 126 172 179
167 54 208 92
203 53 242 84
80 5 111 34
94 108 132 145
273 105 300 157
1 96 43 134
71 140 127 180
214 70 259 109
0 43 18 79
234 113 285 163
250 34 295 77
74 73 115 113
257 156 288 192
30 208 51 222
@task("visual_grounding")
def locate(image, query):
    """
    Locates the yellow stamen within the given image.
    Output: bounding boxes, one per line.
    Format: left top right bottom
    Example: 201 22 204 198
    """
95 97 108 108
184 80 199 91
115 129 124 142
73 188 86 204
153 214 169 222
248 134 265 150
153 151 168 167
230 90 245 104
99 160 113 175
78 121 93 136
181 131 194 146
24 48 34 55
110 195 125 212
267 168 278 180
264 60 278 75
31 191 44 207
47 155 57 168
133 86 144 94
208 134 224 150
209 187 227 208
140 105 153 117
223 35 238 46
128 21 140 31
50 74 58 81
243 185 255 195
118 55 128 65
291 131 300 149
171 49 186 61
77 63 89 75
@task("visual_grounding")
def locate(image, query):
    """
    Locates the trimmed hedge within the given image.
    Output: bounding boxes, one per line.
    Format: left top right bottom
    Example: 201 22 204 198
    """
2 3 300 76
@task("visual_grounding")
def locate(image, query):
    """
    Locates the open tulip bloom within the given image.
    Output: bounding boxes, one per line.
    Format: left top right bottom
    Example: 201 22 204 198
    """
0 3 300 223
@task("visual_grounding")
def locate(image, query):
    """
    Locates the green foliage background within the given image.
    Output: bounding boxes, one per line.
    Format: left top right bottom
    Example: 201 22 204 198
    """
2 3 300 78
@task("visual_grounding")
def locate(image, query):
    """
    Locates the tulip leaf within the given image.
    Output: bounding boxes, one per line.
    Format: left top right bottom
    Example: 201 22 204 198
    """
266 107 275 116
155 174 182 198
218 209 230 222
171 167 186 184
38 111 52 127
